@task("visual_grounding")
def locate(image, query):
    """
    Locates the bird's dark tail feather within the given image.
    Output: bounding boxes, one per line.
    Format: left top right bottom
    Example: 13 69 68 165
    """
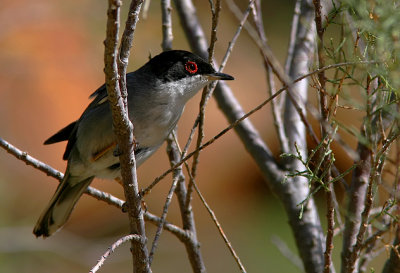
33 173 94 238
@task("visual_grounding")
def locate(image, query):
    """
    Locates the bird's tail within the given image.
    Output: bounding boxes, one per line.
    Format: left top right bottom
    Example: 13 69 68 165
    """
33 172 94 238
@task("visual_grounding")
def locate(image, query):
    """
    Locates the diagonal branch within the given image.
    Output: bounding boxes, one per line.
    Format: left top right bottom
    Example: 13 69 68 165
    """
171 133 247 273
166 134 206 273
0 137 189 241
90 234 141 273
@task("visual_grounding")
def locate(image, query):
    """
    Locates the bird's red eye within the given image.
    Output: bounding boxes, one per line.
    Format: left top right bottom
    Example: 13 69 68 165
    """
185 61 198 74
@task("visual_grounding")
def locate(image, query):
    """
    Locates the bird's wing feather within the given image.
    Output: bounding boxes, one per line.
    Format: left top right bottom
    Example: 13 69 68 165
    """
44 121 77 145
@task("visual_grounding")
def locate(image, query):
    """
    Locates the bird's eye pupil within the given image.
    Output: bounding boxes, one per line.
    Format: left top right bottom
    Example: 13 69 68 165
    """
185 61 198 74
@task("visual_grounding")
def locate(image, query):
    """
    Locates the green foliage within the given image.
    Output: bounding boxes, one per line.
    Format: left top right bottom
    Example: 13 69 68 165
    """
344 0 400 92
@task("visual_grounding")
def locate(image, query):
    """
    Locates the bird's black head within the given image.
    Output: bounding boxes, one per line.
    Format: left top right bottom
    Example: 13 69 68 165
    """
144 50 234 83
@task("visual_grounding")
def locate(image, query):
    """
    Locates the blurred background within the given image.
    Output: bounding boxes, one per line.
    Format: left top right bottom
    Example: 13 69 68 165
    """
0 0 388 272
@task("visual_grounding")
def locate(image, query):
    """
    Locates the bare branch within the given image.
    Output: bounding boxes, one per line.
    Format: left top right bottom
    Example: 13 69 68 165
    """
0 137 189 243
226 0 289 153
185 0 222 216
89 234 141 273
271 235 304 271
0 137 63 181
166 134 206 273
161 0 173 51
191 177 247 273
172 134 247 273
144 211 189 242
312 1 335 272
104 0 151 272
148 162 180 265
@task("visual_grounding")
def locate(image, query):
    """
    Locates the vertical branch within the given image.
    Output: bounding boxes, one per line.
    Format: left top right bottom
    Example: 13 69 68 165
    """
148 164 180 264
118 0 145 107
160 2 206 271
312 1 334 272
324 186 335 273
282 0 327 272
186 0 221 208
166 135 207 273
349 131 400 272
161 0 173 51
341 135 372 273
340 77 376 273
104 0 151 272
250 0 289 154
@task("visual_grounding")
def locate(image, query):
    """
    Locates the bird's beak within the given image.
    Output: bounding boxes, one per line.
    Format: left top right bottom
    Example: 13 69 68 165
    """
206 72 234 81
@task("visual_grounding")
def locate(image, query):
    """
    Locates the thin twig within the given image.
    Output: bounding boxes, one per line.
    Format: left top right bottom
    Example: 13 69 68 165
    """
324 184 335 273
250 0 289 153
185 0 222 213
144 211 189 241
166 133 206 273
226 0 319 153
0 137 63 181
192 178 247 272
271 235 304 271
171 134 247 273
159 2 206 270
89 234 141 273
148 173 180 265
219 0 255 71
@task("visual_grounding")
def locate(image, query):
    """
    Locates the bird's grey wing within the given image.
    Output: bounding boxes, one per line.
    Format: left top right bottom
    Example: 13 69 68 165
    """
44 121 77 145
44 84 109 161
43 121 78 161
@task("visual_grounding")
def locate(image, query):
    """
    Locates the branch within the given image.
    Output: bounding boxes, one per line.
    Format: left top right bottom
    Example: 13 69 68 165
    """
0 137 189 241
104 0 150 272
185 0 223 217
191 175 247 272
161 0 173 51
148 157 180 265
0 137 63 181
171 133 247 272
312 1 335 272
166 134 206 273
90 234 141 273
226 0 289 153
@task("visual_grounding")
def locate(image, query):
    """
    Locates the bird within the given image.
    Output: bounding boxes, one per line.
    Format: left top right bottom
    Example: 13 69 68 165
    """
33 50 234 237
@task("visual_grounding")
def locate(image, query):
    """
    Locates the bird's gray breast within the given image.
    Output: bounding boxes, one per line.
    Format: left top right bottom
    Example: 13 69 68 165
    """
128 91 185 148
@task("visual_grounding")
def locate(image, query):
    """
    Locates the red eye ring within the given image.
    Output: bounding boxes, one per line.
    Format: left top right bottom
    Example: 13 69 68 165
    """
185 61 198 74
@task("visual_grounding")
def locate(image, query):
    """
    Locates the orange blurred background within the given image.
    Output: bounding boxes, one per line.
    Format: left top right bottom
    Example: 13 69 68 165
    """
0 0 386 272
